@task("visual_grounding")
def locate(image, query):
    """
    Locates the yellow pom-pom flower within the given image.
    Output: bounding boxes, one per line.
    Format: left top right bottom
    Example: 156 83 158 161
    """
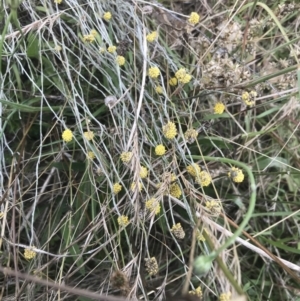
169 183 182 198
107 45 117 53
83 34 95 43
205 200 222 215
228 167 244 183
188 12 200 25
148 66 160 78
103 12 112 21
189 286 203 298
163 121 177 139
116 55 126 66
24 246 36 260
155 85 163 94
62 129 73 142
186 163 201 177
84 131 94 141
214 102 225 114
169 77 178 86
146 31 158 42
117 215 129 227
184 128 198 143
175 68 192 84
87 151 95 160
219 292 232 301
120 152 133 163
195 171 212 187
171 223 185 239
113 183 122 194
155 144 166 156
140 166 148 179
54 0 62 4
145 198 161 215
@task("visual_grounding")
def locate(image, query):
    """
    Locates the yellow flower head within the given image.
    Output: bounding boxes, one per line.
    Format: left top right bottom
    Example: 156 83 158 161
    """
145 198 161 215
184 128 198 143
188 12 200 25
205 200 222 215
146 31 158 42
214 102 225 114
140 166 148 179
155 85 163 94
103 12 112 21
117 215 129 227
219 292 232 301
83 34 95 43
87 151 95 160
130 181 143 192
195 171 212 187
116 55 126 66
169 183 182 198
90 29 98 37
62 129 73 142
145 257 159 276
107 45 117 53
113 183 122 194
186 163 201 177
155 144 166 156
228 167 244 183
175 68 192 84
148 66 160 79
163 121 177 139
196 230 206 242
189 287 203 298
169 77 178 86
84 131 94 141
24 246 36 260
54 0 62 4
120 151 133 163
171 223 185 239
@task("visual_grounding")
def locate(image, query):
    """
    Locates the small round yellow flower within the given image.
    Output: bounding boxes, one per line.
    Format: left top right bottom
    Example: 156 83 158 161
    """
130 181 143 192
184 128 198 143
146 31 158 42
188 12 200 25
54 0 62 4
175 68 192 84
219 292 232 301
107 45 117 53
214 102 225 114
145 198 161 215
189 287 203 298
155 85 163 94
169 77 178 86
148 66 160 79
117 215 129 227
228 167 244 183
155 144 166 156
116 55 126 66
24 246 36 260
103 12 112 21
169 183 182 198
195 171 212 187
205 200 222 215
196 230 206 242
186 163 201 177
120 152 133 163
145 257 158 276
163 121 177 139
171 223 185 239
87 151 95 160
90 29 97 37
62 129 73 142
84 131 94 141
113 183 122 194
140 166 148 179
83 34 95 43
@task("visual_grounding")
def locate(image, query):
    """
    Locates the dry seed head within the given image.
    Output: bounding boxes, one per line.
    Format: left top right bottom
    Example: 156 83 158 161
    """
171 223 185 239
145 257 159 276
110 270 130 295
184 128 198 143
205 200 222 215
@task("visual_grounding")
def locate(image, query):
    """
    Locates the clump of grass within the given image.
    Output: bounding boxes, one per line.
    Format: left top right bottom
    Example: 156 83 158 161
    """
1 0 300 300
